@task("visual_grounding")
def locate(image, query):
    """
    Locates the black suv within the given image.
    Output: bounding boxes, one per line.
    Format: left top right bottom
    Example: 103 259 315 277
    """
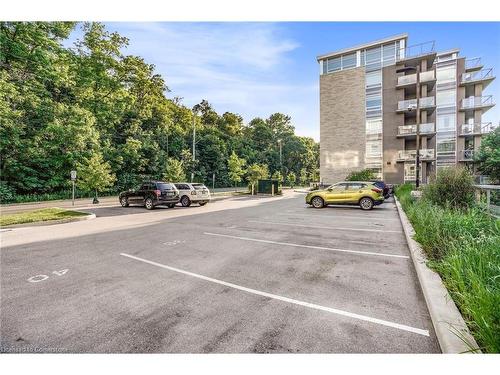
119 181 180 210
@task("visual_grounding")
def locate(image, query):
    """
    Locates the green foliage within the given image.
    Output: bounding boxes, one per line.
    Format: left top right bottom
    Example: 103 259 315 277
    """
271 171 283 183
163 158 186 182
299 168 308 186
227 151 246 186
286 172 296 187
77 152 116 197
0 22 319 201
0 182 15 202
396 184 500 353
345 169 376 181
475 127 500 183
423 166 475 209
246 164 269 186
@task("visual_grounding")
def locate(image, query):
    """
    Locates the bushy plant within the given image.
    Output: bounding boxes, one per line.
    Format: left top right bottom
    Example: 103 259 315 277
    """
346 169 376 181
0 181 15 202
423 166 475 209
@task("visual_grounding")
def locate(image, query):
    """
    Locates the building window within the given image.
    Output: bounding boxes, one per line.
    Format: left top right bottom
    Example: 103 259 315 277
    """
341 53 357 69
436 65 456 84
382 42 396 67
365 46 381 70
436 89 456 107
327 57 341 72
436 113 456 132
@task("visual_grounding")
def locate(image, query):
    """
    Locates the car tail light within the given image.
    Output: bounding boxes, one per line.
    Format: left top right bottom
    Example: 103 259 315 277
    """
371 187 382 193
191 190 197 195
154 189 161 197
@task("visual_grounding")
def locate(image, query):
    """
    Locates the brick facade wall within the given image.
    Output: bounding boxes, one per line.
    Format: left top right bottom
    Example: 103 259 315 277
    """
320 67 366 184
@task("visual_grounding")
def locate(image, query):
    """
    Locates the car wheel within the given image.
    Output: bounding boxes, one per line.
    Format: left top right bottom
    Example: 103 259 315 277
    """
359 197 374 210
145 197 155 210
167 203 175 208
199 202 208 206
120 197 129 207
181 196 191 207
311 196 324 208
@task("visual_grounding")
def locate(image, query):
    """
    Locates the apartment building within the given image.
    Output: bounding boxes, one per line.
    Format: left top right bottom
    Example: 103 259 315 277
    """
318 34 496 185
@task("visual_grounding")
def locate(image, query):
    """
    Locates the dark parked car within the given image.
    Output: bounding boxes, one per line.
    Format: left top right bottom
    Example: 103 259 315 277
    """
370 180 391 199
119 181 180 210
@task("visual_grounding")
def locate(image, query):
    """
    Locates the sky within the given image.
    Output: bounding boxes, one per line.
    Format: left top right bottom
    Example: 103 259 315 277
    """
68 22 500 141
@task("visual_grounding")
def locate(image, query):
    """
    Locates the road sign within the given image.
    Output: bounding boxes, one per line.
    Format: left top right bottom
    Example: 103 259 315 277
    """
70 170 77 181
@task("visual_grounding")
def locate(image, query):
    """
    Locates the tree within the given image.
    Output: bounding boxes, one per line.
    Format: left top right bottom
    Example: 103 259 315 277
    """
475 127 500 183
300 168 308 186
286 172 296 188
227 151 246 187
246 163 269 192
77 152 116 203
163 158 186 182
346 169 376 181
271 171 283 183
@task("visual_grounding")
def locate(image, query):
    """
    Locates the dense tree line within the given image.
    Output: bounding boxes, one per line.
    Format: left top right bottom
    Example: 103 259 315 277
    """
0 22 319 200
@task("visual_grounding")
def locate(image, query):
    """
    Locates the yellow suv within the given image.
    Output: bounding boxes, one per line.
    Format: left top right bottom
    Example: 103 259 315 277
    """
305 181 384 210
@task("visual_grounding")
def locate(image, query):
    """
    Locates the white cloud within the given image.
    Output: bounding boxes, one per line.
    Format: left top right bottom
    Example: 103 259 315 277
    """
111 22 319 140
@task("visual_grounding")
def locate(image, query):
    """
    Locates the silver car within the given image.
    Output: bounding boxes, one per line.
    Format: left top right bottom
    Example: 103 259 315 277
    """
174 182 211 207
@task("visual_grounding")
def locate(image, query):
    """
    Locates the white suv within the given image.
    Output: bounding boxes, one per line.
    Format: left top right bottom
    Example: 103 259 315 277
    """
174 183 211 207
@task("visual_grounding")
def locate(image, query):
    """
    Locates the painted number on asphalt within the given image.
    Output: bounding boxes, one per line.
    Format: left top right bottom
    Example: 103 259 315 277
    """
163 240 185 246
27 269 69 283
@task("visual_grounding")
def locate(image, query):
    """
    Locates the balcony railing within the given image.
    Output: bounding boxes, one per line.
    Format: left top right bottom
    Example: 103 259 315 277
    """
465 57 482 71
419 96 435 108
461 96 494 110
420 70 435 82
398 122 435 136
461 68 494 84
397 74 417 86
460 122 495 135
397 149 435 161
397 99 417 111
398 41 436 61
459 150 475 161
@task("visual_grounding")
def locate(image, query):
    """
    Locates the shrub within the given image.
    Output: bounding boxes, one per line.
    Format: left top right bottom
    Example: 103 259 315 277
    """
0 182 15 203
346 169 376 181
423 166 475 209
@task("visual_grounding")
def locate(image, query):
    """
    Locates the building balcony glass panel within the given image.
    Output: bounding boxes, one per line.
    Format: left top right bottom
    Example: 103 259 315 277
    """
397 74 417 87
460 69 494 87
458 150 475 161
397 122 435 137
397 41 436 64
419 96 435 108
397 149 435 161
460 96 495 111
464 57 483 72
459 122 495 136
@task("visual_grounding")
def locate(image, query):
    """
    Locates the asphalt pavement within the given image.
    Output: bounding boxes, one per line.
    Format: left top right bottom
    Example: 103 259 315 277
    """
0 193 440 353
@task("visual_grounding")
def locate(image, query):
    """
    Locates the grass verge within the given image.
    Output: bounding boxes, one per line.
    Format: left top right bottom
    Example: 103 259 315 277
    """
0 208 88 227
395 184 500 353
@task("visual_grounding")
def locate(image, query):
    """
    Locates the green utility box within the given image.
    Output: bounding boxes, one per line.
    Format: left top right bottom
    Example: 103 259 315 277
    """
257 179 280 195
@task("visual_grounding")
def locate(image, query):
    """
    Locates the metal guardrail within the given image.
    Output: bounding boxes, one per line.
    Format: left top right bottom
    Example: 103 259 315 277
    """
474 184 500 217
398 41 435 60
398 122 435 135
465 57 482 70
461 68 494 84
460 122 495 135
459 150 475 160
461 96 494 109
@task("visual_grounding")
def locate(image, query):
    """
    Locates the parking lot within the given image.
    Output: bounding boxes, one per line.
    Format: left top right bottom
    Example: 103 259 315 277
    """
0 193 440 353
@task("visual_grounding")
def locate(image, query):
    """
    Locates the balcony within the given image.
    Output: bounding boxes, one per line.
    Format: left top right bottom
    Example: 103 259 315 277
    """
397 122 436 138
459 122 496 136
460 68 495 88
397 41 436 65
397 74 417 87
397 149 435 162
458 150 475 161
465 57 483 72
460 96 495 112
420 96 435 109
396 97 435 113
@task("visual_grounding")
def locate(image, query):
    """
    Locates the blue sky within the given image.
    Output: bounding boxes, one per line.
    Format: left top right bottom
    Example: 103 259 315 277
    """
69 22 500 140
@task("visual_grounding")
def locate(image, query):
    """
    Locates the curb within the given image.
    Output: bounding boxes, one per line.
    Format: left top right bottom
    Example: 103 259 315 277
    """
394 196 480 354
1 211 96 229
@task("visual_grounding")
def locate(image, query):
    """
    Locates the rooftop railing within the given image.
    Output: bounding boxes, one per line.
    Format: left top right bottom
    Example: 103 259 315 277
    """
398 41 436 61
465 57 482 70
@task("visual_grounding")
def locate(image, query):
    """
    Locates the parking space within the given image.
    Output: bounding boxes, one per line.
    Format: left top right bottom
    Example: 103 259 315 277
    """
0 193 440 353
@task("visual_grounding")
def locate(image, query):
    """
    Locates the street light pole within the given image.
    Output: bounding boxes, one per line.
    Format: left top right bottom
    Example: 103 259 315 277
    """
191 111 196 183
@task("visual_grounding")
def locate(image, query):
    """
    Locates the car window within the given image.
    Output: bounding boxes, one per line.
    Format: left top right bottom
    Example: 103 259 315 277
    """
157 183 173 191
139 184 149 190
192 184 207 190
332 183 348 190
347 183 365 190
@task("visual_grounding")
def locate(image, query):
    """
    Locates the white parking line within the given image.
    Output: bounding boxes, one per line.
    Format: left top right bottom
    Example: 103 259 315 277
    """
248 220 401 234
281 212 400 222
204 232 409 259
120 252 428 336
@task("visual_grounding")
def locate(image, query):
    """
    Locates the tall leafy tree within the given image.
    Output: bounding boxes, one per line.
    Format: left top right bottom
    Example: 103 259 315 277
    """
228 151 246 187
475 127 500 183
77 152 116 202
